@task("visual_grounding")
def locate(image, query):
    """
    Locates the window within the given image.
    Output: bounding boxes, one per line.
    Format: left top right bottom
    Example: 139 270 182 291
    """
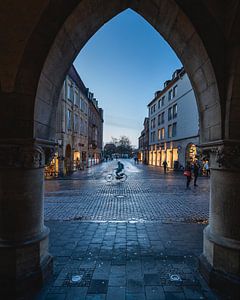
158 99 161 109
161 128 165 140
85 121 88 136
151 104 156 114
74 89 80 107
152 131 156 142
173 85 177 98
67 82 74 102
168 107 172 121
158 114 161 126
173 104 177 118
172 122 177 137
168 124 172 138
79 117 83 134
161 112 165 124
162 96 165 106
168 90 172 101
158 128 165 140
67 83 71 100
74 114 78 132
151 118 156 129
67 110 72 130
151 131 156 142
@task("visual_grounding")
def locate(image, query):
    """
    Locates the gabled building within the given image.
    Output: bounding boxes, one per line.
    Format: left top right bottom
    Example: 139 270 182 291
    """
87 91 104 166
147 68 199 169
138 117 149 164
45 65 103 177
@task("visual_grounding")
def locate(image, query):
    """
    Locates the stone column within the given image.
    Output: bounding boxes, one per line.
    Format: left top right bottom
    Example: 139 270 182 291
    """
199 141 240 297
0 140 53 297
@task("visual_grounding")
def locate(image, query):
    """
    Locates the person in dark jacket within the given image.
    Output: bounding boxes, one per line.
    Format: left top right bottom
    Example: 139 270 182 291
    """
185 162 192 189
163 160 168 174
193 161 200 186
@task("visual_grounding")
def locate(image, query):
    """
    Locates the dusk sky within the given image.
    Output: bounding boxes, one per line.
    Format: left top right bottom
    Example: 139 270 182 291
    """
74 9 182 147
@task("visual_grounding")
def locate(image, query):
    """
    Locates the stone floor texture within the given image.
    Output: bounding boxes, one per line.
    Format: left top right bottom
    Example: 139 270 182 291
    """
36 160 222 299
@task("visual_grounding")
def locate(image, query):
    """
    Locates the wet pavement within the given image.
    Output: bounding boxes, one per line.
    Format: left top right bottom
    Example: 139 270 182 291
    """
44 160 209 223
37 160 221 299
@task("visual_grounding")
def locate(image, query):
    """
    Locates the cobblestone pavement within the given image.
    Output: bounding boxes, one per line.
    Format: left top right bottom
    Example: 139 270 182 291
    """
36 161 221 299
44 160 210 223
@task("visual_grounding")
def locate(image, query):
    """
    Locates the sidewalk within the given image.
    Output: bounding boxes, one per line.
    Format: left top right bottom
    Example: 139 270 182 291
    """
37 221 219 300
37 160 219 299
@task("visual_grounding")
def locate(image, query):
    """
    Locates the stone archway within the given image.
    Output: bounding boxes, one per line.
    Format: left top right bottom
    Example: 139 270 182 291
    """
1 0 240 297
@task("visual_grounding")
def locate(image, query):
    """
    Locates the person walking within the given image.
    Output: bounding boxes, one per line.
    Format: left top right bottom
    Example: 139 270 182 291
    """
163 160 168 174
193 161 200 186
184 162 192 189
204 161 210 177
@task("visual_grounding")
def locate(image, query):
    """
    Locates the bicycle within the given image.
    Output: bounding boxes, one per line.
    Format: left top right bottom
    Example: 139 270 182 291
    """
105 171 128 182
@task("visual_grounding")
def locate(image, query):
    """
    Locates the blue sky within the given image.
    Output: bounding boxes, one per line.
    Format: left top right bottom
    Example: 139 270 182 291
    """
74 9 182 147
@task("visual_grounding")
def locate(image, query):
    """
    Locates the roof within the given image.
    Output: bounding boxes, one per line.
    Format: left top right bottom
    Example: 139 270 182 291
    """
147 67 185 107
67 65 88 97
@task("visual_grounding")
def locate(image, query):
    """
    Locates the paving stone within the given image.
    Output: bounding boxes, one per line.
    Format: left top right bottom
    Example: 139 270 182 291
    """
86 295 106 300
145 286 165 300
165 292 186 299
106 286 125 300
65 287 88 299
88 280 109 294
127 279 144 293
37 161 221 299
144 274 160 285
126 293 145 300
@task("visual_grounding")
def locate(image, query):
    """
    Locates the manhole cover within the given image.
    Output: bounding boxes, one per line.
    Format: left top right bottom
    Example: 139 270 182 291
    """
170 274 181 281
71 275 83 283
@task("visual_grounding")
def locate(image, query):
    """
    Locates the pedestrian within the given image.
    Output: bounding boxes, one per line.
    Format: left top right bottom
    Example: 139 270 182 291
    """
204 161 210 177
184 162 192 189
163 160 168 173
193 161 200 186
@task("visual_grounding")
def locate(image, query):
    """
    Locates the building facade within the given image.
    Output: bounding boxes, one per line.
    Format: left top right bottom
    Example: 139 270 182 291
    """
45 65 103 177
147 68 199 169
138 117 149 164
87 92 104 167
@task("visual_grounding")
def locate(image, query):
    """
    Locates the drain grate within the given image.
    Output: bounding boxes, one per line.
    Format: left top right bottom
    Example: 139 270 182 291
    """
62 269 94 287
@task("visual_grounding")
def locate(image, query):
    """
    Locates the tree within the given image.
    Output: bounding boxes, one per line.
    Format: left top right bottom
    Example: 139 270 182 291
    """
104 143 116 157
116 136 133 157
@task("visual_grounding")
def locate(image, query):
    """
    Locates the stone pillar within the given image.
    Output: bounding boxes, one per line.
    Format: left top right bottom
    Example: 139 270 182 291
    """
0 140 53 297
199 141 240 298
